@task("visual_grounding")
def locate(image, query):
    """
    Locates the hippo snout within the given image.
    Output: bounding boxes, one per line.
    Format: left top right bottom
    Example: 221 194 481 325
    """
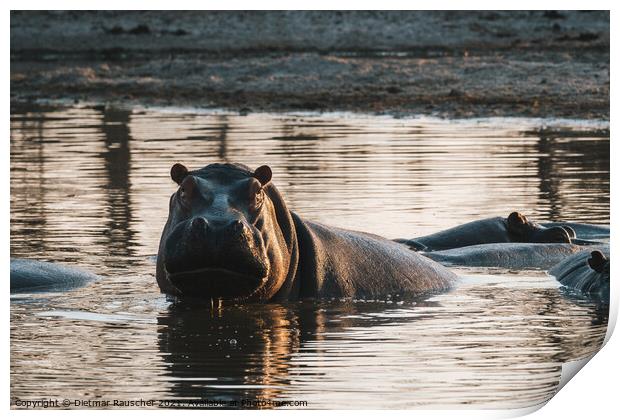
531 226 572 244
163 216 270 283
187 216 252 245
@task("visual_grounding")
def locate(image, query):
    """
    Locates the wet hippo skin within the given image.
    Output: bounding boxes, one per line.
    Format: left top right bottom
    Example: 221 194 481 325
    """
10 259 99 293
423 243 587 270
549 246 610 303
156 163 457 302
395 212 573 252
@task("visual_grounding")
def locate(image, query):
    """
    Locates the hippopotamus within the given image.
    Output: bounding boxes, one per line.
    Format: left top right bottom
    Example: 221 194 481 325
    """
549 247 610 302
423 243 587 270
395 212 574 252
10 258 99 293
156 162 457 302
541 222 609 240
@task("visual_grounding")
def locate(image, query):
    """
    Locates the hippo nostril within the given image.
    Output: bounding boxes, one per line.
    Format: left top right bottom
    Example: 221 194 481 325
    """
190 217 209 237
229 219 246 234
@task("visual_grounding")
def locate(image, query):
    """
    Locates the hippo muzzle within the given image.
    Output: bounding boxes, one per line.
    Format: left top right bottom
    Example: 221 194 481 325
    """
527 225 573 244
163 212 270 300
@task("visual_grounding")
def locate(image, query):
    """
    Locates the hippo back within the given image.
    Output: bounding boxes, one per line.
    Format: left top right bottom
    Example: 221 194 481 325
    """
10 259 99 293
292 215 457 299
398 213 572 252
424 243 585 270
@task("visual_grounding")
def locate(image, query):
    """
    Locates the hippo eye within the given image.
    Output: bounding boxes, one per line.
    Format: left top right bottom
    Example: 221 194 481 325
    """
177 188 190 207
252 189 265 210
247 178 265 211
256 190 264 204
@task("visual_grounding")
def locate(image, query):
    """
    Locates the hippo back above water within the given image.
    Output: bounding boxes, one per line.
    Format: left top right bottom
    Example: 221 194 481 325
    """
395 212 574 252
10 259 99 293
423 243 587 270
156 162 457 302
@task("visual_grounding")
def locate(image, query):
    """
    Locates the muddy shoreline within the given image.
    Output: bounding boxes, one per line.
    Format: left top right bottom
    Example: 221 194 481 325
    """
10 11 609 119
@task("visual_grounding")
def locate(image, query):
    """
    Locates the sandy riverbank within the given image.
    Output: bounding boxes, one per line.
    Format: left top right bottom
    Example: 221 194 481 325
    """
10 11 609 119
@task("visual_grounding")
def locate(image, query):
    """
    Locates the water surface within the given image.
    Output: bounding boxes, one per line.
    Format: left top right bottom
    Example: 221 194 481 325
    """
10 105 609 409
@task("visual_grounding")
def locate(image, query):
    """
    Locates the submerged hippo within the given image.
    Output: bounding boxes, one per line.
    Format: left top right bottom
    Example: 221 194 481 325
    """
10 259 99 293
395 212 573 252
156 162 457 302
423 243 586 270
549 247 610 302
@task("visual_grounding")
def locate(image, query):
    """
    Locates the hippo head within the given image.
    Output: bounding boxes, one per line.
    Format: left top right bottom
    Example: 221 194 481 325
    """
506 212 572 244
156 163 296 302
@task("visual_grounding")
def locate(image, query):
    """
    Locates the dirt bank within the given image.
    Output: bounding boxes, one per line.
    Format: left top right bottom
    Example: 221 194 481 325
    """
10 11 609 119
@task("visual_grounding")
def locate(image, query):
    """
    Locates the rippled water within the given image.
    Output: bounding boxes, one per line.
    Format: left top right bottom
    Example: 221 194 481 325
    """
10 105 609 409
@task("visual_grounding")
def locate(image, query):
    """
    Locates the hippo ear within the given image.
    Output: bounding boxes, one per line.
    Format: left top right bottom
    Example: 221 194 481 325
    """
588 250 607 273
170 163 189 185
253 165 272 186
507 211 528 233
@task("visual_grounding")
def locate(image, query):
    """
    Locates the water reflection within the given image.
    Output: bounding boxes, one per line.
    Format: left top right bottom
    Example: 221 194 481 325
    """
10 105 609 409
155 278 607 409
157 303 302 402
99 107 137 267
10 109 48 256
535 129 610 222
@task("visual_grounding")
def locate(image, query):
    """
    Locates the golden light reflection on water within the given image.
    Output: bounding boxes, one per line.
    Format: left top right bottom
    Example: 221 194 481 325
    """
10 105 609 409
